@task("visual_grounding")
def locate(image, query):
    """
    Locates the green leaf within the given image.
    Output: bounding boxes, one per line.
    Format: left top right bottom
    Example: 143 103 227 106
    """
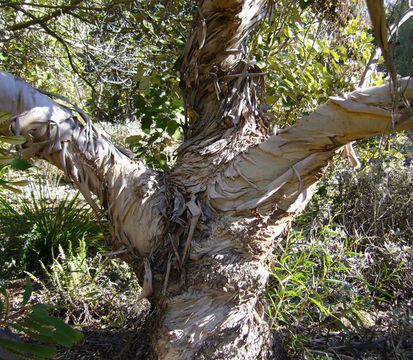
9 323 55 344
350 309 364 328
337 319 352 334
139 75 151 90
172 127 181 141
0 111 12 124
0 155 14 165
345 313 361 332
0 183 22 193
31 304 57 312
142 20 154 34
26 309 82 347
308 297 329 316
344 251 361 255
166 120 179 136
125 135 141 144
330 50 340 61
325 278 343 284
0 136 27 145
23 278 33 305
155 118 167 130
48 317 83 346
299 0 311 10
8 180 29 186
133 94 146 109
141 116 152 132
0 337 57 358
10 158 33 171
19 316 49 333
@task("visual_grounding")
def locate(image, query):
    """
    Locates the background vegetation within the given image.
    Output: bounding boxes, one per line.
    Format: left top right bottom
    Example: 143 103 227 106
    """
0 0 412 359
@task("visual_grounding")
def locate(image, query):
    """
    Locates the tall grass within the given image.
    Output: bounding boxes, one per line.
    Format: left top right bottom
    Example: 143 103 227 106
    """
0 177 103 277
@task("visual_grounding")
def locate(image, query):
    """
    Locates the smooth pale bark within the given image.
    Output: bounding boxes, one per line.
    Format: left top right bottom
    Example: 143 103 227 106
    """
209 80 413 214
1 0 413 358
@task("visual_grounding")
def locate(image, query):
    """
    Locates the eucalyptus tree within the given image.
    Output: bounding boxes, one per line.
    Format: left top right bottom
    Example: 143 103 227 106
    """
1 0 413 359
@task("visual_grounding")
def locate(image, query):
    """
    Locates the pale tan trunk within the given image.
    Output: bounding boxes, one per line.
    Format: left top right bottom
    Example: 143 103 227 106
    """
1 0 413 358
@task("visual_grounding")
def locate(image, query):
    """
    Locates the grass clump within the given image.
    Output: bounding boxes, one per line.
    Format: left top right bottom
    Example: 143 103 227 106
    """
0 169 147 358
0 176 103 279
32 239 145 327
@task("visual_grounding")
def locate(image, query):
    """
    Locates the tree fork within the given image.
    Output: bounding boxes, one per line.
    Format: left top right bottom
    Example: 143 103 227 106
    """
1 0 413 358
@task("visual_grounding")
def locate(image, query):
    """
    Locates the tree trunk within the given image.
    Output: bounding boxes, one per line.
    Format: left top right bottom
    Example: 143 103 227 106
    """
1 1 413 358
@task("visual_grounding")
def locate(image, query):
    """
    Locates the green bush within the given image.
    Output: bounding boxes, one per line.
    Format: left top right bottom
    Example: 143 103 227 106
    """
267 225 368 348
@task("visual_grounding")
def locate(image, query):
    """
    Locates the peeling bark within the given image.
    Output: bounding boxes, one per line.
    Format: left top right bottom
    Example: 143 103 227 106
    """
209 80 413 215
0 70 167 272
1 0 413 358
170 0 271 194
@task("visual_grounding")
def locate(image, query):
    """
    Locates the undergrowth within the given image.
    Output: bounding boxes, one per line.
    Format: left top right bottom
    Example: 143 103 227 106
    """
30 239 146 327
0 171 145 358
0 176 103 278
0 131 412 359
267 133 413 359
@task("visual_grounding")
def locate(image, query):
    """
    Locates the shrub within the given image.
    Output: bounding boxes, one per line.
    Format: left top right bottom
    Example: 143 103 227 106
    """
267 225 368 352
33 239 145 327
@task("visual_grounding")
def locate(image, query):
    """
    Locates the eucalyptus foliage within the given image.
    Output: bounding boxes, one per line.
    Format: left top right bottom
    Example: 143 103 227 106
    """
0 0 193 123
254 1 376 125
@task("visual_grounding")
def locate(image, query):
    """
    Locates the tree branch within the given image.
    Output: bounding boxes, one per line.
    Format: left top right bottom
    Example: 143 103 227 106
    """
2 0 133 13
7 3 98 95
208 79 413 218
170 0 271 194
5 0 85 32
359 7 413 88
0 71 167 264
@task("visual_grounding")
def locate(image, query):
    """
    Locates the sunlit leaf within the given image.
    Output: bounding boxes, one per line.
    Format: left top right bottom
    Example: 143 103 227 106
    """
23 277 33 305
0 110 12 124
0 136 26 145
0 183 22 193
10 158 33 170
0 155 14 165
125 135 142 144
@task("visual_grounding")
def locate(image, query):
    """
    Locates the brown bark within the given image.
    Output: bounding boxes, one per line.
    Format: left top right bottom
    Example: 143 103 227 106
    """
1 0 413 359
